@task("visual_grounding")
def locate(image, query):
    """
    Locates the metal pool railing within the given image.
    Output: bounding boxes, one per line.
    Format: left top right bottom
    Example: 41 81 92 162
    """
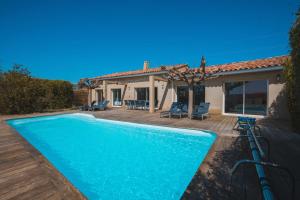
230 117 295 200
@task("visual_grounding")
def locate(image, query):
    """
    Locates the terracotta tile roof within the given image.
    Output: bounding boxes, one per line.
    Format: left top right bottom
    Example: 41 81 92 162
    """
90 56 288 80
94 64 187 79
194 55 288 74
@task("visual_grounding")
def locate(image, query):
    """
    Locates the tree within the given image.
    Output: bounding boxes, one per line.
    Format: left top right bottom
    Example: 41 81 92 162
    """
78 78 101 105
168 56 207 118
287 8 300 131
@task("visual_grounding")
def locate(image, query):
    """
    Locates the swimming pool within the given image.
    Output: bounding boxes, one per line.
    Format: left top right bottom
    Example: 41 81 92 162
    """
7 113 216 200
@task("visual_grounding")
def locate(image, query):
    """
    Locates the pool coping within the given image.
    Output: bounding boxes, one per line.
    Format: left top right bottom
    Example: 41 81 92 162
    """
2 111 220 199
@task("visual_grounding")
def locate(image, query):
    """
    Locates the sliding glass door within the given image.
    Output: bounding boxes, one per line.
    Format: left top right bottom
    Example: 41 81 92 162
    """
112 89 122 106
177 85 205 106
177 86 189 105
224 82 244 114
135 87 158 106
244 80 268 115
224 80 268 116
136 88 148 100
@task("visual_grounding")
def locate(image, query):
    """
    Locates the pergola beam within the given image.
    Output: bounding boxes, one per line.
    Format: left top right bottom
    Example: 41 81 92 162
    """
154 76 169 82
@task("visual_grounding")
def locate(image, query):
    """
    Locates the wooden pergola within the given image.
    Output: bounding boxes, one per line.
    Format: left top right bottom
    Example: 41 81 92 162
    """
167 56 208 118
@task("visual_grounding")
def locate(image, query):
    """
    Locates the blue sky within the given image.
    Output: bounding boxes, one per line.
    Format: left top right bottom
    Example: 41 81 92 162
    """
0 0 299 83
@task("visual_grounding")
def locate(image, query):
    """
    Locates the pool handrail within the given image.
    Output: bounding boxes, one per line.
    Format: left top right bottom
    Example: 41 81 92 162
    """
246 120 274 200
230 117 295 200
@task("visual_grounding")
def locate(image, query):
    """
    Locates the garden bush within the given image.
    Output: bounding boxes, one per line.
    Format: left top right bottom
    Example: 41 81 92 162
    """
0 65 74 114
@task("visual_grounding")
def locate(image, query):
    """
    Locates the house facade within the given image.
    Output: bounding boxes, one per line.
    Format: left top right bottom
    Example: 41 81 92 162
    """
86 56 289 119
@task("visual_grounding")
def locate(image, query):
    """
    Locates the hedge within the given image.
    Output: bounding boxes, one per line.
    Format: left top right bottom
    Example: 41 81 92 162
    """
286 9 300 131
0 65 74 114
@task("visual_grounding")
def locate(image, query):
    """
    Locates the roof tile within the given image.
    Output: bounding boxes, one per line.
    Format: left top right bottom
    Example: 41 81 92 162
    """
194 55 288 74
94 64 187 79
91 56 288 80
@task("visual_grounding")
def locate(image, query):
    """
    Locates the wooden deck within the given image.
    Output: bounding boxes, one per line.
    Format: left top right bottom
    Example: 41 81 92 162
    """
0 111 85 200
0 109 299 200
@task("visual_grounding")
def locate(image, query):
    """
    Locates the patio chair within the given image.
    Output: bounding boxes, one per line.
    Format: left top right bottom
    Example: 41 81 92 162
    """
126 100 132 109
135 100 144 110
92 100 109 111
144 100 149 110
233 117 261 136
160 102 182 118
191 103 210 120
131 100 136 110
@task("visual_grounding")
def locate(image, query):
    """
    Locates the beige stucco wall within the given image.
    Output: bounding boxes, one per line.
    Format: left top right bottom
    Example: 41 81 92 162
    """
91 70 289 119
204 70 289 119
92 75 173 110
204 79 223 114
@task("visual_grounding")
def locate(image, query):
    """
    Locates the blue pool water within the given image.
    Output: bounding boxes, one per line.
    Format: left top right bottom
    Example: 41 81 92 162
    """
7 113 216 200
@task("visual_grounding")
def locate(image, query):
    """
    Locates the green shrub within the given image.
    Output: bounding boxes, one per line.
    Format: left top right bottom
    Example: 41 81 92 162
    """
287 9 300 131
0 65 74 114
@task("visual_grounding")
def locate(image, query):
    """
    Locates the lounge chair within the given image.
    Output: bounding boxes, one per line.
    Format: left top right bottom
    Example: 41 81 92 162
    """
80 101 96 111
170 103 188 118
191 103 210 120
92 100 109 111
160 102 183 118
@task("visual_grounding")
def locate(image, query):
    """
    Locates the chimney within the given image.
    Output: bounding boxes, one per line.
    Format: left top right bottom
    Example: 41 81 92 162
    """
200 56 206 74
143 61 150 71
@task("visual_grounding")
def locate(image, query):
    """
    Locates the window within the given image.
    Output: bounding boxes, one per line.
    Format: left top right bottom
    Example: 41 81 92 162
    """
135 87 158 106
112 89 122 106
224 80 268 115
176 85 205 105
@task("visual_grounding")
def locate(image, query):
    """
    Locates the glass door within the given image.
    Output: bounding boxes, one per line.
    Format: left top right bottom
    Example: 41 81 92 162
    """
112 89 122 106
224 80 268 116
135 87 158 107
244 80 267 115
224 82 244 114
176 85 205 106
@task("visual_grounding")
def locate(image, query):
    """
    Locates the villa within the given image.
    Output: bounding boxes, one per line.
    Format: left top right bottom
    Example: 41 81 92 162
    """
1 55 298 200
86 55 289 119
